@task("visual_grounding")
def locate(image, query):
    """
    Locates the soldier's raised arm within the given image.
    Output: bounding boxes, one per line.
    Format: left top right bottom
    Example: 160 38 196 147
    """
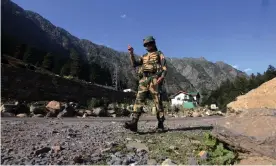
128 44 142 67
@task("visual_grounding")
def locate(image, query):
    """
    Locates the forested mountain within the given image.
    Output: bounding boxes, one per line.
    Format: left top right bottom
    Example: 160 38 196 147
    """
1 0 247 96
202 65 276 109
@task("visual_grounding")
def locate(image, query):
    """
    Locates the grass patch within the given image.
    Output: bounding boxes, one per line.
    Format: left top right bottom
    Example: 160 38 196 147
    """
125 131 203 164
123 131 238 165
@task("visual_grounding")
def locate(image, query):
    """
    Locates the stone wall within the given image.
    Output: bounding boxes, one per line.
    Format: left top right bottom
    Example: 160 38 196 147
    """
1 64 135 104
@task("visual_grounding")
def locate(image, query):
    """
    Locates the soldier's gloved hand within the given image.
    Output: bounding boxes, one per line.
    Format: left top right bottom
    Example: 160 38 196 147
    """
156 76 164 84
128 44 134 55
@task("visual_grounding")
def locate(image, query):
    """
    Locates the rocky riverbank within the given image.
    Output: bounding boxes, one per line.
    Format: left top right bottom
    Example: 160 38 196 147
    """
1 100 131 118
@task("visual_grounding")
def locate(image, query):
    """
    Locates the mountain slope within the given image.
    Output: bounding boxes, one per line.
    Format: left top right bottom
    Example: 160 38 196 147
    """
1 0 247 95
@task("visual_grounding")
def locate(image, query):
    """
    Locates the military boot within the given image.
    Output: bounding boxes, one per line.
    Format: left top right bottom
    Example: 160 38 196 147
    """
156 112 165 132
124 112 141 132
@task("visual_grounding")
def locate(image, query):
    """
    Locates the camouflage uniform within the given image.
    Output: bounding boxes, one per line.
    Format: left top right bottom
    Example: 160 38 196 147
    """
125 36 167 132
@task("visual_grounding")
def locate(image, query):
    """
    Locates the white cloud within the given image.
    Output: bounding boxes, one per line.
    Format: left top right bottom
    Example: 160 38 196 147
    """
244 68 252 72
231 65 239 69
120 14 127 19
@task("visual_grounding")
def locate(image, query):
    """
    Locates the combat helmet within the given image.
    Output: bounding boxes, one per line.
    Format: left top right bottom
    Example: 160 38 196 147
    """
143 36 156 47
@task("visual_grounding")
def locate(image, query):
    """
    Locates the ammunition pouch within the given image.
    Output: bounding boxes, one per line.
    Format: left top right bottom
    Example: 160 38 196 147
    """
142 72 157 77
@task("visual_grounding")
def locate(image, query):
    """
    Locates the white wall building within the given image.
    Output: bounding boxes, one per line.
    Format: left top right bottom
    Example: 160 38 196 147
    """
171 91 200 106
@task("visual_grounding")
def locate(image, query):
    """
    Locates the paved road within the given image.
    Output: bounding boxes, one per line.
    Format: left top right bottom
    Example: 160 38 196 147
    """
1 116 224 130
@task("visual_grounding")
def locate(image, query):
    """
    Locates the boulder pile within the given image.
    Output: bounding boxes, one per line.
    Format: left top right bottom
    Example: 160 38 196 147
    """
1 100 132 118
169 106 225 118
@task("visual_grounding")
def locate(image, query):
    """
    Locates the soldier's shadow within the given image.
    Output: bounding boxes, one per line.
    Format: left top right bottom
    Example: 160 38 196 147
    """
136 126 213 135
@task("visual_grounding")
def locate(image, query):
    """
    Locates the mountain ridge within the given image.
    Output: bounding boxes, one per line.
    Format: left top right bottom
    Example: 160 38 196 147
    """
1 0 248 95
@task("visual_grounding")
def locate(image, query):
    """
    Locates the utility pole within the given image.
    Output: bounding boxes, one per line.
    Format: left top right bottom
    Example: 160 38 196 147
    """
112 64 118 90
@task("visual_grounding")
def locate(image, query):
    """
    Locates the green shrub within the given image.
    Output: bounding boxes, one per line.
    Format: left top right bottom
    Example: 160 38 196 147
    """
87 97 110 109
87 97 102 109
199 132 238 165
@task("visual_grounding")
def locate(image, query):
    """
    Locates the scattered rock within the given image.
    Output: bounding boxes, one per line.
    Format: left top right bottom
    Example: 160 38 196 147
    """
147 139 153 143
35 147 51 155
101 147 111 153
126 138 132 141
126 142 149 152
192 112 201 117
32 114 44 117
73 155 83 163
45 111 56 117
51 146 62 153
1 112 15 117
16 113 27 118
161 158 176 166
147 159 157 165
191 140 201 144
169 145 177 150
135 139 142 143
187 157 198 165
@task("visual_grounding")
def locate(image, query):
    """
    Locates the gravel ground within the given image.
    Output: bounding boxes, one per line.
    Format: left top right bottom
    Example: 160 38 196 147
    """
1 117 220 165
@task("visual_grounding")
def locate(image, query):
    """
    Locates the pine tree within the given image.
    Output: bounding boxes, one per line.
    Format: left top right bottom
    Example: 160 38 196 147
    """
70 49 81 77
60 62 71 76
23 46 34 63
79 63 90 81
89 66 97 83
263 65 276 81
255 72 264 86
14 44 27 60
42 52 54 71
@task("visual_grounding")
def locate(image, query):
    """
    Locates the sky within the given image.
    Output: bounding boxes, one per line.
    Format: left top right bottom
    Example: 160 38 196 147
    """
12 0 276 74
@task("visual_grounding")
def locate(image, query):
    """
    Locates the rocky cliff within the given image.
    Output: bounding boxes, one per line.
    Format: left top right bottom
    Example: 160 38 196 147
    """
1 0 247 95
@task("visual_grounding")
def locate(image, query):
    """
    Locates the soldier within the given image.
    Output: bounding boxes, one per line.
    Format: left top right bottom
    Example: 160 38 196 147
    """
125 36 167 132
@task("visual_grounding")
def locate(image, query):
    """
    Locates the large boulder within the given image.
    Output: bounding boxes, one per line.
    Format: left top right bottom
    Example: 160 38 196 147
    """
212 109 276 160
30 103 47 115
93 107 107 117
1 104 18 114
46 101 61 115
57 103 76 118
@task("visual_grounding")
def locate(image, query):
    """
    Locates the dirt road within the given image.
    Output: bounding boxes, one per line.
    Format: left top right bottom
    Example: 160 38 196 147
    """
1 116 223 165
